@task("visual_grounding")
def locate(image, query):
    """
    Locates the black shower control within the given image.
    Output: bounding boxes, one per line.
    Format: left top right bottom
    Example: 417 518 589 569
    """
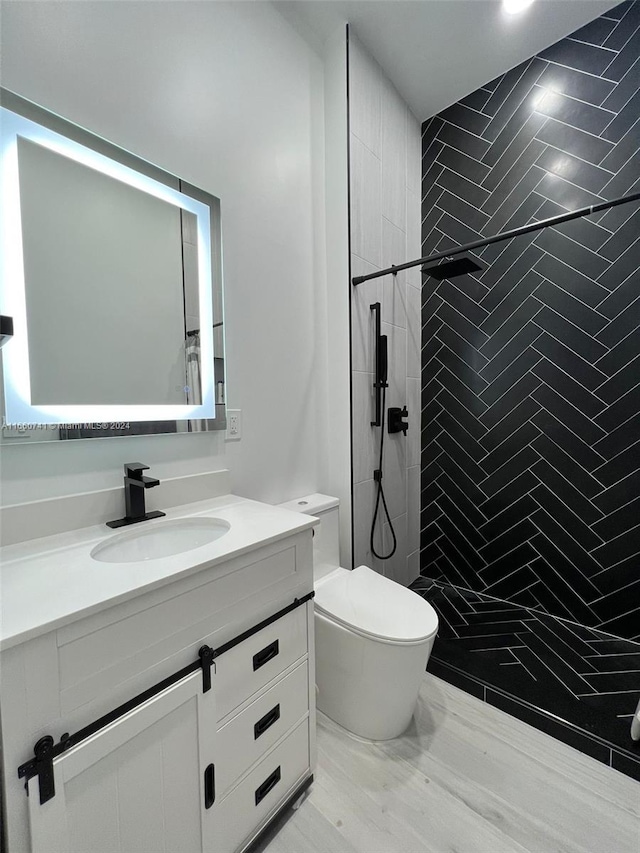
388 407 408 435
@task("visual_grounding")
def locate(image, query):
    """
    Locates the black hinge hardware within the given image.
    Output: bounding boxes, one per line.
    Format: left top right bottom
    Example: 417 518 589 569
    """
20 736 56 805
17 592 314 805
199 645 215 692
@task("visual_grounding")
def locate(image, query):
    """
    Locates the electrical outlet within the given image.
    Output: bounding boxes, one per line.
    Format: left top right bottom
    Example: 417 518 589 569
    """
226 409 242 441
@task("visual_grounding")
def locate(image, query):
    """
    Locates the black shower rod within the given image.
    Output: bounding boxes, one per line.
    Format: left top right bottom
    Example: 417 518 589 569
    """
351 190 640 286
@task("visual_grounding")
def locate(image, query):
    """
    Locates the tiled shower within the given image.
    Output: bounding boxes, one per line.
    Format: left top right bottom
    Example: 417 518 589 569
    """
412 0 640 780
349 32 422 586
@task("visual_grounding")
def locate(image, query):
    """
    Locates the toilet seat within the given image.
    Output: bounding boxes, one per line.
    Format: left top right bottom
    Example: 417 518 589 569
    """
314 565 438 645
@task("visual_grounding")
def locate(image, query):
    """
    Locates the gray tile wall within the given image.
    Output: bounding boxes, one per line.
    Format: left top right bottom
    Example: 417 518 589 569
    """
349 32 421 584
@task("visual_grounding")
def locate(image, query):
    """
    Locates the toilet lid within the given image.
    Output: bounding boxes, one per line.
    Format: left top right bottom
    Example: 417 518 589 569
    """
314 566 439 643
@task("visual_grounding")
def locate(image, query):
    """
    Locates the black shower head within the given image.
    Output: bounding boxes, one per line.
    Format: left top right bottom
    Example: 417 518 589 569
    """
422 256 484 281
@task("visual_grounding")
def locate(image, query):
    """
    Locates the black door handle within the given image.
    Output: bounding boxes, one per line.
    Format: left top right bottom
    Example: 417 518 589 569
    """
255 766 281 806
254 704 281 739
204 763 215 809
253 639 279 671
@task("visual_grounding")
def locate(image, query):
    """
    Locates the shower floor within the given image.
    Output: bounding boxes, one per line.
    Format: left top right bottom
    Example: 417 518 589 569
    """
410 576 640 782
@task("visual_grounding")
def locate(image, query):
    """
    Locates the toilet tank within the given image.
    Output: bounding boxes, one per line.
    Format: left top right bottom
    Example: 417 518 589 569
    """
278 494 340 579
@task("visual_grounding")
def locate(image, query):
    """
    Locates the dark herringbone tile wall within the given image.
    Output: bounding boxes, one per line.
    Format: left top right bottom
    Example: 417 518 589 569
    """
420 0 640 641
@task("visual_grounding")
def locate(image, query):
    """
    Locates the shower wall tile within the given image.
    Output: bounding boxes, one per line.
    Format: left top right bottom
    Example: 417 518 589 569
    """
413 576 640 780
348 34 381 158
349 32 422 583
382 321 407 406
350 255 381 373
407 464 420 556
420 0 640 641
407 548 420 586
382 511 408 585
407 377 421 467
353 477 388 575
406 188 422 288
406 286 421 379
382 430 408 519
381 78 407 231
350 135 382 266
382 217 407 328
352 370 378 484
407 111 422 194
353 478 375 568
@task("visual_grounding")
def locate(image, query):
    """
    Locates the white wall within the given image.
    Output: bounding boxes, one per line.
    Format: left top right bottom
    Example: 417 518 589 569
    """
0 1 333 510
349 32 421 586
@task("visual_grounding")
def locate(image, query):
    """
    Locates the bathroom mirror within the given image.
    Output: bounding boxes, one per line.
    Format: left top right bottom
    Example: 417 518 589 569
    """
0 88 225 444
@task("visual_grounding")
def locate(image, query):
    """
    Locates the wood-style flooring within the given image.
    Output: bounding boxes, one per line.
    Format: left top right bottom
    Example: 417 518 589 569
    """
258 675 639 853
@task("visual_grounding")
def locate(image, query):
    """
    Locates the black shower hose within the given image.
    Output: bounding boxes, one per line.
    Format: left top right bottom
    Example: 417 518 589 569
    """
370 386 397 561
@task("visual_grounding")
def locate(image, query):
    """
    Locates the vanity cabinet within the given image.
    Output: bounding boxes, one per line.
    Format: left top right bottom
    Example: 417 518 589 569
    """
27 670 213 853
1 525 315 853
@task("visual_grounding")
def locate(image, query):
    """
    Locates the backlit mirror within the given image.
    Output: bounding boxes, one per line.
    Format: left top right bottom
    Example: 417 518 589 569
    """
0 88 225 443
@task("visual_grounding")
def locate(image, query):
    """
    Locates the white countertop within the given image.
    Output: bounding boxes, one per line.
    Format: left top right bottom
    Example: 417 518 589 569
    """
0 494 315 651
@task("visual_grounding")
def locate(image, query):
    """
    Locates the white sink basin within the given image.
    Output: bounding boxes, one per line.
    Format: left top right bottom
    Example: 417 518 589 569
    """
91 517 230 563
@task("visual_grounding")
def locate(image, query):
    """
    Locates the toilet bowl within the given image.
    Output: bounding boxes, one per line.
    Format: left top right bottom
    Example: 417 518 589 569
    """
278 494 438 741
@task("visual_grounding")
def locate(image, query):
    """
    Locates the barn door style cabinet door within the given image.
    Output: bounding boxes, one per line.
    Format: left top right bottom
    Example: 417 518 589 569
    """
2 525 316 853
26 671 216 853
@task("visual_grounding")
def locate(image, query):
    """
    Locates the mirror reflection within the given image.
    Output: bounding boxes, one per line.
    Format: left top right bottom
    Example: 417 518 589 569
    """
0 89 226 443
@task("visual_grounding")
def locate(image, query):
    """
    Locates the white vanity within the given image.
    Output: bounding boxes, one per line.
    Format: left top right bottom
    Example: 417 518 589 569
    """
0 493 316 853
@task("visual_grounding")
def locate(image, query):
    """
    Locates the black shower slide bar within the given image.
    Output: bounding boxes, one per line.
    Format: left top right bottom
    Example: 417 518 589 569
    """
370 302 388 427
352 190 640 286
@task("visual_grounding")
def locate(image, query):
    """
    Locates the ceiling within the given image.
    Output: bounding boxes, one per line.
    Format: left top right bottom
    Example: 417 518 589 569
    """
274 0 621 121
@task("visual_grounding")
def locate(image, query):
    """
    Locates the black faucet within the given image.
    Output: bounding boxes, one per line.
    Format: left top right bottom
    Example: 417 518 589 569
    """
106 463 166 528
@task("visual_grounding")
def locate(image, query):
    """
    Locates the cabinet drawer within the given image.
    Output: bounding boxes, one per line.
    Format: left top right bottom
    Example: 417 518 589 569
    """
213 718 310 853
215 660 309 799
215 605 307 720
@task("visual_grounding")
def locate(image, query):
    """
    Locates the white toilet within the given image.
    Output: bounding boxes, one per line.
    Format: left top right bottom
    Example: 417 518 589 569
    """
279 494 438 741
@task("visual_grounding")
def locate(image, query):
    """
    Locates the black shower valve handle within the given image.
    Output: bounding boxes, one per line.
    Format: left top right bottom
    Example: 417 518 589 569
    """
388 406 409 435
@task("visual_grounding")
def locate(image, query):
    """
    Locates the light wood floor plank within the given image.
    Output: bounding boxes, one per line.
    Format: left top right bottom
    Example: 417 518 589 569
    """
425 678 639 817
259 674 639 853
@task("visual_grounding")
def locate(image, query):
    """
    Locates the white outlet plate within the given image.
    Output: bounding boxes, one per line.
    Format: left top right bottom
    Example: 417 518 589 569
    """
226 409 242 441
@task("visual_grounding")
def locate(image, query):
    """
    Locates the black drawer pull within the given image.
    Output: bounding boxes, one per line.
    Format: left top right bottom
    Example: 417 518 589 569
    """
255 766 281 806
204 763 215 809
253 639 279 671
254 704 281 740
